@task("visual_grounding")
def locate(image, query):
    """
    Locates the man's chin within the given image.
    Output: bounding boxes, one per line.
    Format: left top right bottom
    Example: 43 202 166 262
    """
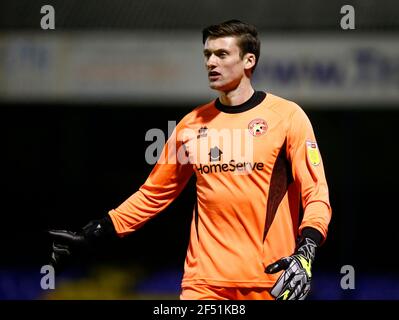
209 82 224 91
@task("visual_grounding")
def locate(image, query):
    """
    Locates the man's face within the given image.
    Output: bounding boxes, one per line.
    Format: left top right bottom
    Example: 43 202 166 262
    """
203 36 251 92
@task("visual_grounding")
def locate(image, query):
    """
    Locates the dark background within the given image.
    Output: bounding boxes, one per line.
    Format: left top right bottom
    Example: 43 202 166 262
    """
1 0 399 299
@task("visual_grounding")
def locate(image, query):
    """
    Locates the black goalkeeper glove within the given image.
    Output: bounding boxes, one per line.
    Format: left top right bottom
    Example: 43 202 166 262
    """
265 233 319 300
48 215 116 269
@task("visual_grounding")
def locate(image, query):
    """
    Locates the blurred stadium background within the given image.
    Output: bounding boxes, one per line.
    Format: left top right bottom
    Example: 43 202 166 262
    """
1 0 399 300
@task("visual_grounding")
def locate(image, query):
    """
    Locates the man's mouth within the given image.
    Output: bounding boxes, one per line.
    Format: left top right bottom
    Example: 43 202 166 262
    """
208 71 221 80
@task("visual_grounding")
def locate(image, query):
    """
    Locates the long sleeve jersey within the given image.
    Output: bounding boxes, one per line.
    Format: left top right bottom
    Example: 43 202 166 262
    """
108 91 331 288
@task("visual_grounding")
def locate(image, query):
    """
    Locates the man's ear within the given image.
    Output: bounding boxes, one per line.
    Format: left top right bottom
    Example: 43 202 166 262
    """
244 53 256 71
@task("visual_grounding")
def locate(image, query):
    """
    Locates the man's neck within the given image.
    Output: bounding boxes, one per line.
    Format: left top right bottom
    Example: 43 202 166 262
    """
218 85 255 106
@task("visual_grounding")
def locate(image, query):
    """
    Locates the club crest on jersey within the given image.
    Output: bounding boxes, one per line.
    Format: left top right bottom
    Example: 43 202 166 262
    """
306 141 320 166
248 118 267 137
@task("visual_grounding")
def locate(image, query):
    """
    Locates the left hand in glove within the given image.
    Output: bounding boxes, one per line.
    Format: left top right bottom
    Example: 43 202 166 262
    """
265 236 317 300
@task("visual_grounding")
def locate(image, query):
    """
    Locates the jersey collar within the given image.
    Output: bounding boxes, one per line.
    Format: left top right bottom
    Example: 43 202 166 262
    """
215 91 267 114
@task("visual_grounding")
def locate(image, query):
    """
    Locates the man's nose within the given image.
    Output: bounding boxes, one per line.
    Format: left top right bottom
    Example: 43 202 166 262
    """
206 54 217 69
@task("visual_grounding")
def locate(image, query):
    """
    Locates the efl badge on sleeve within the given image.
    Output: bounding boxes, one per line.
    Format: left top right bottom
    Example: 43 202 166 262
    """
306 141 320 166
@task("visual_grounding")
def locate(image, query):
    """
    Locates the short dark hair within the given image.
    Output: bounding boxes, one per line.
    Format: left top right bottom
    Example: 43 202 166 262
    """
202 19 261 72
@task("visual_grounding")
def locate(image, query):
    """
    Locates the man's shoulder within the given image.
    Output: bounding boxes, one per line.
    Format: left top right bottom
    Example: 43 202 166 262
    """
179 100 216 125
193 100 217 114
266 92 303 116
266 93 314 130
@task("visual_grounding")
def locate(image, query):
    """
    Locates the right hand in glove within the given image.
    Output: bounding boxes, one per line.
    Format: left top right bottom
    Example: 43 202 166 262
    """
48 215 116 269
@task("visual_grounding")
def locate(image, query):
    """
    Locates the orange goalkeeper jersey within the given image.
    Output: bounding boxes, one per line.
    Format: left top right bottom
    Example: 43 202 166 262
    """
108 91 331 288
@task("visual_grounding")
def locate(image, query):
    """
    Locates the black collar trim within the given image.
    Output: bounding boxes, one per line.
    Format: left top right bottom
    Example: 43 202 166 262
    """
215 91 267 114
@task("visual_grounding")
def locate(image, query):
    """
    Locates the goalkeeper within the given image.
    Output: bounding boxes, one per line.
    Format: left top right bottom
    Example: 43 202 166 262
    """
49 19 331 300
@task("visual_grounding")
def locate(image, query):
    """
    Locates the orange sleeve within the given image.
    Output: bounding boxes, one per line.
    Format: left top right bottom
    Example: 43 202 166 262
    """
108 124 194 237
287 106 332 241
